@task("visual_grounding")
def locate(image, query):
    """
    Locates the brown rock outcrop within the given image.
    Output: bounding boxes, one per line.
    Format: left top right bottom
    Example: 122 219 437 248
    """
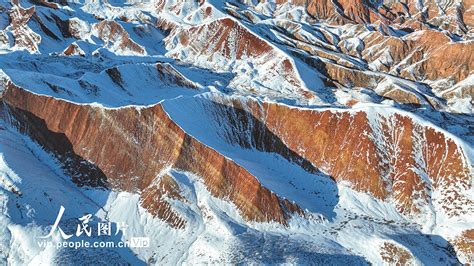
250 0 387 24
8 4 41 52
306 0 343 23
362 30 473 84
383 0 473 35
452 229 474 262
4 1 77 52
94 20 145 55
379 242 414 264
141 174 187 229
1 78 471 229
165 17 314 99
171 17 272 60
61 43 85 56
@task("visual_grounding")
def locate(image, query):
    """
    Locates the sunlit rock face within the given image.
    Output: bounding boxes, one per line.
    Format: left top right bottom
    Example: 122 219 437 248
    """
2 83 304 226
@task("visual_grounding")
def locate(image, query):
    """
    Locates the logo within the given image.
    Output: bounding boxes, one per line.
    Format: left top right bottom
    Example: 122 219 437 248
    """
38 205 149 249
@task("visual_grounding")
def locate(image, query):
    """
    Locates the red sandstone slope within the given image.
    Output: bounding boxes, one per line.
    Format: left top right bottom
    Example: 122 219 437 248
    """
235 100 472 217
94 20 145 55
164 17 318 101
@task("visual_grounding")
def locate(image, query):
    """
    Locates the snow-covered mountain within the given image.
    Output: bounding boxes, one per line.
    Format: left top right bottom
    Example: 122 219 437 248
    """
0 0 473 264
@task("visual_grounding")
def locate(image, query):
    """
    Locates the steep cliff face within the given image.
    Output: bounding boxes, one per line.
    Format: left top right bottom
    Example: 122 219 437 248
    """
163 96 472 220
251 102 471 218
1 83 302 226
